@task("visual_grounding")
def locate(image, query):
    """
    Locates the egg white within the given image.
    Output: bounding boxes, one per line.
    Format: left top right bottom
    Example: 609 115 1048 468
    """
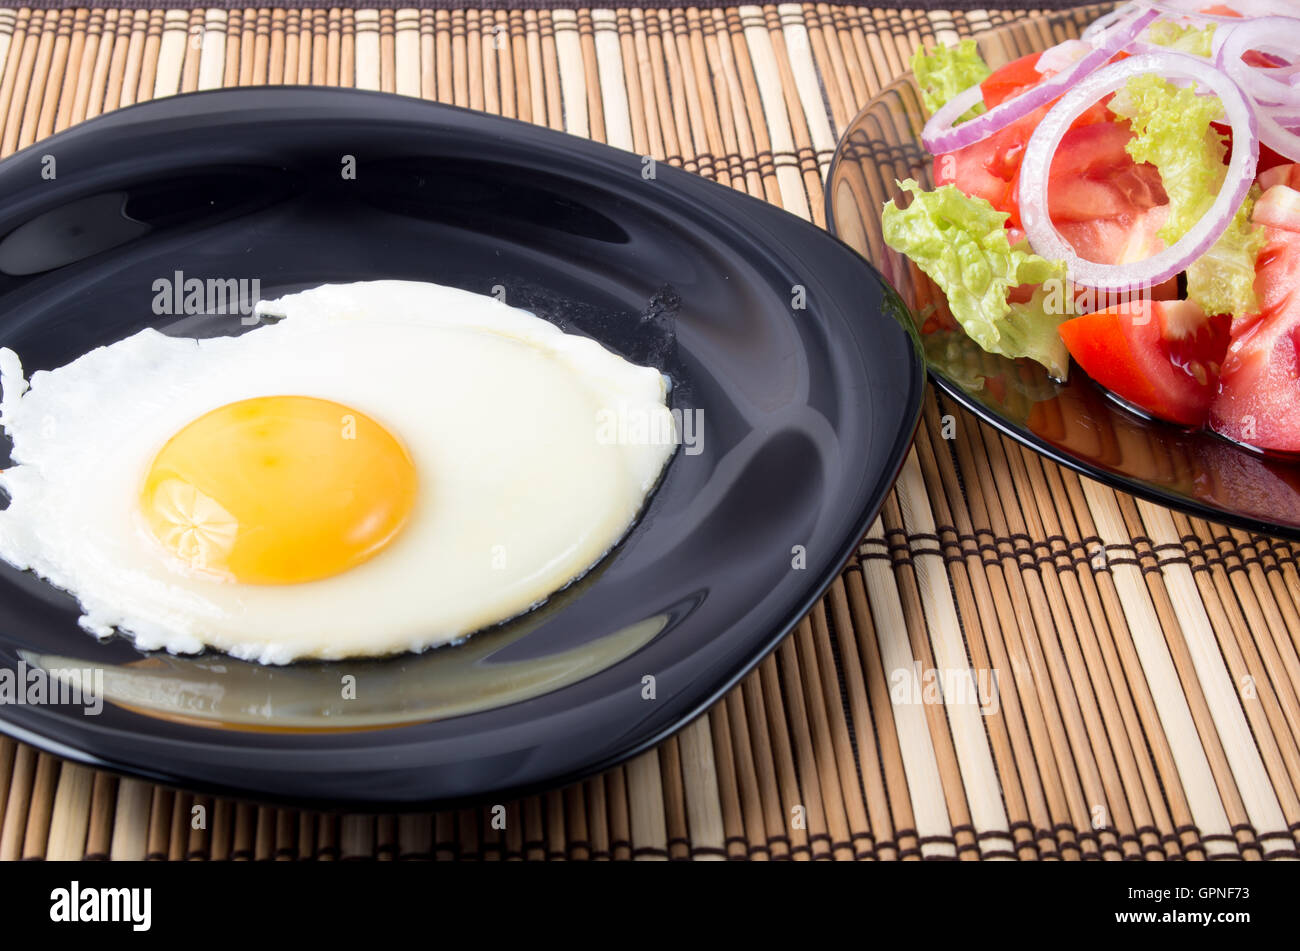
0 280 677 663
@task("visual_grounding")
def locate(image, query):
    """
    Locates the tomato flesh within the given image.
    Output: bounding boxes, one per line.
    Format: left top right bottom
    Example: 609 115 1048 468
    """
1034 121 1166 225
1055 207 1169 269
1209 185 1300 452
934 51 1118 229
1258 163 1300 196
933 133 1015 218
1059 300 1231 426
980 52 1048 108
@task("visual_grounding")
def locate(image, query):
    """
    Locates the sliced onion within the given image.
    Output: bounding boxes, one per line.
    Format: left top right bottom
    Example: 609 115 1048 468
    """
1257 107 1300 160
922 84 985 148
1219 17 1300 107
1209 22 1294 72
1082 3 1140 41
1211 17 1233 61
1019 51 1258 290
921 7 1159 155
1151 0 1300 19
1266 103 1300 125
1229 68 1300 108
1036 39 1091 75
1127 39 1201 57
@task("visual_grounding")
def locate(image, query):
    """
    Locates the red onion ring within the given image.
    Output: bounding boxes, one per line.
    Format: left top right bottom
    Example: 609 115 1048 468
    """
1082 3 1140 42
1151 0 1300 19
1019 51 1258 290
1127 40 1197 57
1219 17 1300 107
1035 39 1091 75
921 6 1159 155
1267 103 1300 124
1256 107 1300 160
1207 23 1294 72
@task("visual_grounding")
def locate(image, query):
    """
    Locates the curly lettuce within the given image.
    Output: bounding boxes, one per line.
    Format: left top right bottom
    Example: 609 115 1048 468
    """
1109 75 1226 244
1145 20 1216 58
1187 188 1267 320
912 39 990 120
1109 74 1264 318
882 180 1070 378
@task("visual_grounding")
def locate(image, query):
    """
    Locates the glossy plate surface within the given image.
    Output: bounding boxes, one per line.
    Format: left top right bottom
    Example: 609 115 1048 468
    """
0 87 924 807
826 6 1300 541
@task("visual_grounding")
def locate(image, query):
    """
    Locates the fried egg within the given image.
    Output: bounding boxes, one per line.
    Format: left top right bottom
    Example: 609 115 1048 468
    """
0 280 676 663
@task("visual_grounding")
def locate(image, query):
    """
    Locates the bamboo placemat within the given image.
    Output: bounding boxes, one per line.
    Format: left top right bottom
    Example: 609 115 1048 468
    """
0 2 1298 861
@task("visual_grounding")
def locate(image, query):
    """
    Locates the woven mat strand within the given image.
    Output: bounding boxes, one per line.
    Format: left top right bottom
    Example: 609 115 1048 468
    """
1 4 1299 861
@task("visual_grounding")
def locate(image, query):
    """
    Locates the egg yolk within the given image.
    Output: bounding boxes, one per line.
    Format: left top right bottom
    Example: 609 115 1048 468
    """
139 396 417 584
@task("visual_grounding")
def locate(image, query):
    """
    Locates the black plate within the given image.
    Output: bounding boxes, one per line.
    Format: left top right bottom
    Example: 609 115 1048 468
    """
0 87 923 808
826 5 1300 542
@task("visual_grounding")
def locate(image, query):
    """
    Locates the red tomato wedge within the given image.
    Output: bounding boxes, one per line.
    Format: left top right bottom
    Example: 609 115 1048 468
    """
1209 185 1300 452
980 51 1051 108
1258 144 1295 177
934 51 1117 229
1055 208 1170 269
1258 163 1300 195
1035 121 1167 225
1015 118 1170 289
1059 299 1231 426
933 132 1016 219
979 51 1116 121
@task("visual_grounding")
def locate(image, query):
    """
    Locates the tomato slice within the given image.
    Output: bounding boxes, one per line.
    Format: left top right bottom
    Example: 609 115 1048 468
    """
933 135 1015 218
1008 118 1168 269
1033 120 1167 225
933 107 1044 224
980 52 1049 108
1209 188 1300 451
1258 163 1300 197
1059 299 1231 426
1257 144 1296 178
1055 207 1170 268
979 51 1115 123
934 51 1116 229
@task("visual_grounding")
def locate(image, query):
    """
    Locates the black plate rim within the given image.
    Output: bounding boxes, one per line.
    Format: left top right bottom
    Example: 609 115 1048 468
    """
825 72 1300 545
0 85 927 811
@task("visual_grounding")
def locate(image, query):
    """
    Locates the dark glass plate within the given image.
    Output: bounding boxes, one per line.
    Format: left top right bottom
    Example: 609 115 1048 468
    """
0 87 923 808
826 4 1300 542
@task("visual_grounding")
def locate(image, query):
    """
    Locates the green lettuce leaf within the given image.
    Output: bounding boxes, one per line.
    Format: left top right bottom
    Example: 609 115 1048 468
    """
1109 74 1265 318
1145 20 1216 58
1187 187 1266 319
882 180 1070 378
1004 285 1075 382
1109 74 1226 244
912 39 990 120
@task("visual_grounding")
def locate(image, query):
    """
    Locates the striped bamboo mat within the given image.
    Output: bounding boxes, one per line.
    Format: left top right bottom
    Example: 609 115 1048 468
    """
1 3 1299 861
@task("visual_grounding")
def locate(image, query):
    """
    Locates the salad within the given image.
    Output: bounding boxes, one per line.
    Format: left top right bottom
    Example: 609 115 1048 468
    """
882 0 1300 453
